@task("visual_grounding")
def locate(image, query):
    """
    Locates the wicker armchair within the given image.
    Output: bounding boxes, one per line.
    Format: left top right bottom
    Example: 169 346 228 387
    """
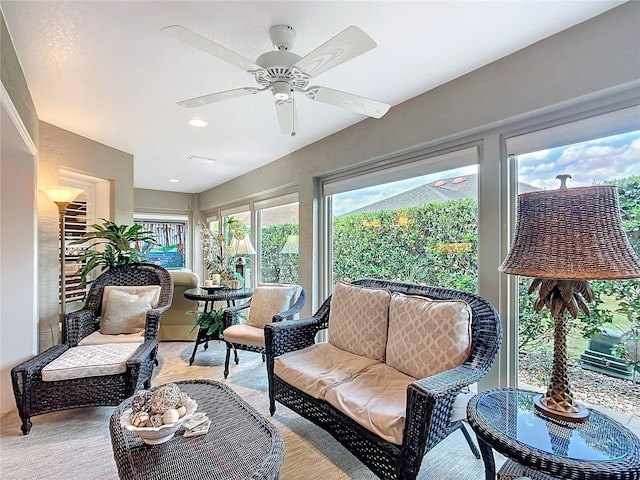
11 263 173 435
222 285 306 379
265 279 502 480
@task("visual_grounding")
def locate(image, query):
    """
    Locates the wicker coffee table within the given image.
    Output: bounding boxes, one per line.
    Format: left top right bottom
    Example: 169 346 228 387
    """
467 388 640 480
109 380 284 480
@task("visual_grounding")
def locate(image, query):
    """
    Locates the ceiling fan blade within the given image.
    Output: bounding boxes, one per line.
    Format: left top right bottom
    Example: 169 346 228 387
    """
275 98 299 136
306 86 390 118
293 26 376 78
162 25 260 72
178 87 259 108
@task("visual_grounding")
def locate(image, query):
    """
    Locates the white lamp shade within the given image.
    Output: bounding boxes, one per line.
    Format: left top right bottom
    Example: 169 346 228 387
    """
40 186 84 204
235 235 256 255
281 235 299 254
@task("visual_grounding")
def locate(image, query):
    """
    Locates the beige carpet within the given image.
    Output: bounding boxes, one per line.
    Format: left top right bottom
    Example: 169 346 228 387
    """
0 342 486 479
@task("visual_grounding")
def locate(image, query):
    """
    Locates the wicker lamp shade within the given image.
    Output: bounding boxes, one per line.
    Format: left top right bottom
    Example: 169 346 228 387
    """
499 185 640 280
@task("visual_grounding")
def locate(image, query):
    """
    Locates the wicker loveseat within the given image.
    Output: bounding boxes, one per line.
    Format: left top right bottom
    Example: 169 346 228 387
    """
265 279 502 480
11 263 173 434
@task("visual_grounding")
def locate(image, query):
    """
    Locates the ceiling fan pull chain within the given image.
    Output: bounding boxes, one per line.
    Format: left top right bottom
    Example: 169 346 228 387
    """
291 94 296 137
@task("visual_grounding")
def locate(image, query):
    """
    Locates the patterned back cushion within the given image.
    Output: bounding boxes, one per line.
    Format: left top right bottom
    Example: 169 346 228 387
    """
328 282 391 361
386 293 472 379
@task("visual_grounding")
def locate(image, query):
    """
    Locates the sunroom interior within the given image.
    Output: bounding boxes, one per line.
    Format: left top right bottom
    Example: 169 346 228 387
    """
1 1 638 471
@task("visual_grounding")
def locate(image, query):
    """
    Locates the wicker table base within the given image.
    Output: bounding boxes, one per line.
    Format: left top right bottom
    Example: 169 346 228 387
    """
109 380 284 480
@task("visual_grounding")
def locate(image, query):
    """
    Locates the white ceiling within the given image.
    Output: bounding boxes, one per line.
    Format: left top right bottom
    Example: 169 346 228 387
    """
1 1 625 194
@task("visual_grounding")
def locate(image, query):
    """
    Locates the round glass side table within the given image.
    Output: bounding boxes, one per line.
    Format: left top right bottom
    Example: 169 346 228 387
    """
467 388 640 480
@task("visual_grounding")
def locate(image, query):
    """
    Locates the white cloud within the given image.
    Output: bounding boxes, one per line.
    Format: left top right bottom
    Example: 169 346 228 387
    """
518 131 640 189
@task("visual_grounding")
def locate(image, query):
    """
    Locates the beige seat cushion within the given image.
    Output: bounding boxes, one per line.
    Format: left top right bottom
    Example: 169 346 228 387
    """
223 324 265 347
328 282 391 361
78 330 145 346
324 363 416 445
386 293 472 379
100 288 159 335
274 342 381 400
41 343 140 382
245 285 299 328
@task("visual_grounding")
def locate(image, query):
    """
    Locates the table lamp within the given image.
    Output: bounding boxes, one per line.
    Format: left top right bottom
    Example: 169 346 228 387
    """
499 174 640 422
280 234 299 254
234 234 256 286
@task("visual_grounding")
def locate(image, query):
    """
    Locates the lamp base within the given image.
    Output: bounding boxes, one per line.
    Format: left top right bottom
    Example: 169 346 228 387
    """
533 394 589 423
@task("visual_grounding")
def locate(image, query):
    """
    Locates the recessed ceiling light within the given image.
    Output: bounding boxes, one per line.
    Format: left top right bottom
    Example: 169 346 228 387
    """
168 179 180 183
188 118 208 127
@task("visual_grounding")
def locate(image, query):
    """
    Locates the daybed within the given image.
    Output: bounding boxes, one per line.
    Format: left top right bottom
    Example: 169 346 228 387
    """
11 263 173 434
265 279 502 480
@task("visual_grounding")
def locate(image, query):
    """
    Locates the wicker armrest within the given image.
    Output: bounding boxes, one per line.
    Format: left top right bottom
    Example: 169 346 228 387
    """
222 301 251 329
401 364 481 458
126 339 159 368
272 289 307 322
65 309 98 345
411 364 481 398
143 307 168 340
265 316 325 357
11 345 70 378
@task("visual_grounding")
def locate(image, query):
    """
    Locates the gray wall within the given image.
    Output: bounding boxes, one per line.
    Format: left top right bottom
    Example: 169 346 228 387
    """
38 122 136 347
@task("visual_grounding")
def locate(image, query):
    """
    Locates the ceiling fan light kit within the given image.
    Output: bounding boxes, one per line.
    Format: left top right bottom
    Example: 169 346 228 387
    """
163 24 390 135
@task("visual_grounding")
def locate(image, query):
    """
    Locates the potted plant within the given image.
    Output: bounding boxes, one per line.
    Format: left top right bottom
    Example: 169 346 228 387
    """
71 219 157 286
188 308 224 338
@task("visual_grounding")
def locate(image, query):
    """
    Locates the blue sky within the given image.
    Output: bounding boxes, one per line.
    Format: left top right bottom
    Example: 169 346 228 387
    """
517 130 640 190
333 131 639 216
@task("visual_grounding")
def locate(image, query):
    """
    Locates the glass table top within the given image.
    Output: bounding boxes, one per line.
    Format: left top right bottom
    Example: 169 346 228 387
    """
476 389 635 461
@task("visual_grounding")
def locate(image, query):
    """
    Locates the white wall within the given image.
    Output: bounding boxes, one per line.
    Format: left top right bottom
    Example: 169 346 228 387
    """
0 10 39 414
0 96 38 413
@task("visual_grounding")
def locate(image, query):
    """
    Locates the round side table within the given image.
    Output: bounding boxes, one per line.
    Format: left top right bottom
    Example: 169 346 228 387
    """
184 287 253 365
467 388 640 480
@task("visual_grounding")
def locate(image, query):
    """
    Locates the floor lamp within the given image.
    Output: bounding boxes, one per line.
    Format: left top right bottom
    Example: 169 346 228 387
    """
40 186 84 332
499 175 640 422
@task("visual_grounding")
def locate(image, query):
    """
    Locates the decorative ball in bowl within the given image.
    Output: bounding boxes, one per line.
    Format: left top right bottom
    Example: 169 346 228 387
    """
120 395 197 445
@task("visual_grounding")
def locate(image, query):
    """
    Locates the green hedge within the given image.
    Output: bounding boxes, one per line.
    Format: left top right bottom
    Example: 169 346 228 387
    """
332 198 478 291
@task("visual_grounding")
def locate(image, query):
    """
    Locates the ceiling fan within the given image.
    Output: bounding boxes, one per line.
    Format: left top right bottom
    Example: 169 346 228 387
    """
162 24 390 136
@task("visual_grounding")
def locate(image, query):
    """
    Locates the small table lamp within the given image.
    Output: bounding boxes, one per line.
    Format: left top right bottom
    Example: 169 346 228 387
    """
234 234 256 286
499 174 640 422
280 235 299 255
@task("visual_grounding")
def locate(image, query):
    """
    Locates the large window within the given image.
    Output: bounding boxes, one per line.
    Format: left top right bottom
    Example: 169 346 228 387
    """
221 207 253 285
510 129 640 418
325 147 479 291
256 196 299 284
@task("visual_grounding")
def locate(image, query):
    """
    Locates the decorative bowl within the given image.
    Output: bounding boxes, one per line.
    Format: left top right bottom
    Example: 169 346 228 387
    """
120 397 198 445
